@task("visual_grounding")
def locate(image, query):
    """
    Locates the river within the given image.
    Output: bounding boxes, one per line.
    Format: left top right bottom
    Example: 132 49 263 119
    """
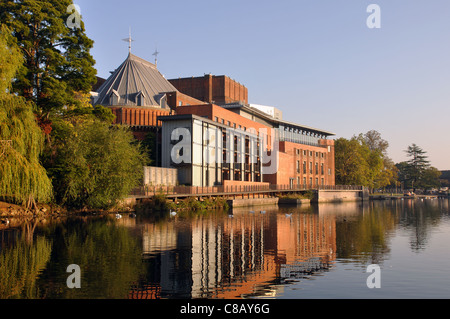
1 198 449 299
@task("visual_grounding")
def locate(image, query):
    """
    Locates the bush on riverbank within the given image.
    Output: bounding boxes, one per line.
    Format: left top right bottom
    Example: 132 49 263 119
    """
140 195 229 213
276 191 314 200
47 121 148 211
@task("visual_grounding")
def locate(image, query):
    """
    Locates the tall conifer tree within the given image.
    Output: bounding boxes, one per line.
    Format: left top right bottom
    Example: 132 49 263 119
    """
404 144 431 190
0 0 96 118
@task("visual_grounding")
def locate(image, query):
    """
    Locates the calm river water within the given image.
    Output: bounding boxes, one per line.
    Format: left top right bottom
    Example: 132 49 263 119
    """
1 198 450 299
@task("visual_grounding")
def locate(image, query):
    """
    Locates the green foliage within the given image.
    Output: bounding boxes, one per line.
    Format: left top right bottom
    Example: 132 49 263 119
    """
277 191 314 200
48 121 149 210
420 167 442 189
0 25 23 93
0 0 97 115
147 193 176 211
396 144 441 190
335 137 370 186
0 25 53 206
176 197 229 212
141 131 157 165
143 195 230 213
335 130 397 189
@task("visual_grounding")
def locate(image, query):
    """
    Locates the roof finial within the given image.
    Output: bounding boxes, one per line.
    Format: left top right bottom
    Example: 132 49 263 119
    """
153 46 159 67
122 27 134 53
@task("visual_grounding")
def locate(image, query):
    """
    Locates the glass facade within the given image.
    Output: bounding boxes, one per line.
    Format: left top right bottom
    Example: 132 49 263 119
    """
277 125 327 147
167 118 263 187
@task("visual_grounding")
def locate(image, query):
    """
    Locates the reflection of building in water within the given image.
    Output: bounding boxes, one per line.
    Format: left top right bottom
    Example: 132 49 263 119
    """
276 213 336 281
129 211 337 299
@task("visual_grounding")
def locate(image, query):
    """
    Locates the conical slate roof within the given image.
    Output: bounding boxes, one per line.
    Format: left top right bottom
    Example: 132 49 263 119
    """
94 53 178 107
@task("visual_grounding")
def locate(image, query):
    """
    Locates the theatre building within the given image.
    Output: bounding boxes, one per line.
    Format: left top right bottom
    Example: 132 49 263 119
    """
92 53 335 188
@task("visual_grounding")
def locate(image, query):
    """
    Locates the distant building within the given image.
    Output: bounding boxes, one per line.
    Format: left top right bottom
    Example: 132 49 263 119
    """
249 104 283 120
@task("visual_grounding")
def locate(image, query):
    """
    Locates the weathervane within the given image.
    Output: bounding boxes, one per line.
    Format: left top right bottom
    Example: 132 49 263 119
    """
153 47 159 67
122 27 134 53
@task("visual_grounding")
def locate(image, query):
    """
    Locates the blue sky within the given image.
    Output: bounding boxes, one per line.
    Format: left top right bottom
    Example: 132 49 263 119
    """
77 0 450 170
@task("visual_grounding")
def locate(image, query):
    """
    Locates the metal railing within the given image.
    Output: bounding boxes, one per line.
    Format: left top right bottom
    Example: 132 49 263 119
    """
130 184 364 197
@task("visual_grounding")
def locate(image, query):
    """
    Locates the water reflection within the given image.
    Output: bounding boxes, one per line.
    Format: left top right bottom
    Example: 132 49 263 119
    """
0 198 449 299
132 204 338 299
1 216 144 299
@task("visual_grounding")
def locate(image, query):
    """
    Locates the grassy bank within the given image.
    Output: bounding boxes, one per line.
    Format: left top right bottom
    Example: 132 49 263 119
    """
138 194 230 213
275 190 315 200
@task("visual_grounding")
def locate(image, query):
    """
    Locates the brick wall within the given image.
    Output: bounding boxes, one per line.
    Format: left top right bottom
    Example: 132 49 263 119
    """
165 91 206 109
263 140 336 186
110 107 170 127
169 75 248 105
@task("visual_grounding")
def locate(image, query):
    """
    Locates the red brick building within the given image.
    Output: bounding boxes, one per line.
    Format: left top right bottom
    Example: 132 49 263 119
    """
93 53 335 187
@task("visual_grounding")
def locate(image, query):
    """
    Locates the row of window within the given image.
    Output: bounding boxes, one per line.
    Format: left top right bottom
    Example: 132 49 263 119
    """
294 148 327 159
215 116 246 131
296 161 332 176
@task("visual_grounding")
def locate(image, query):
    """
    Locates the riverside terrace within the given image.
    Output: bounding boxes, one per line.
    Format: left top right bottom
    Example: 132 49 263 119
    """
128 184 369 207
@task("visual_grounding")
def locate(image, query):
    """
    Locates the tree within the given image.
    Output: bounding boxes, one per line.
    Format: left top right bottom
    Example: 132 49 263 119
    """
48 121 148 210
396 144 440 191
142 131 157 166
335 137 370 186
420 167 442 190
404 144 430 190
335 130 396 189
0 25 52 208
359 130 389 155
357 130 397 189
0 0 97 118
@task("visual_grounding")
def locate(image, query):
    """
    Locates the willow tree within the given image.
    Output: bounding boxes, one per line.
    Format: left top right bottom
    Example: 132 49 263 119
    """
0 25 52 207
